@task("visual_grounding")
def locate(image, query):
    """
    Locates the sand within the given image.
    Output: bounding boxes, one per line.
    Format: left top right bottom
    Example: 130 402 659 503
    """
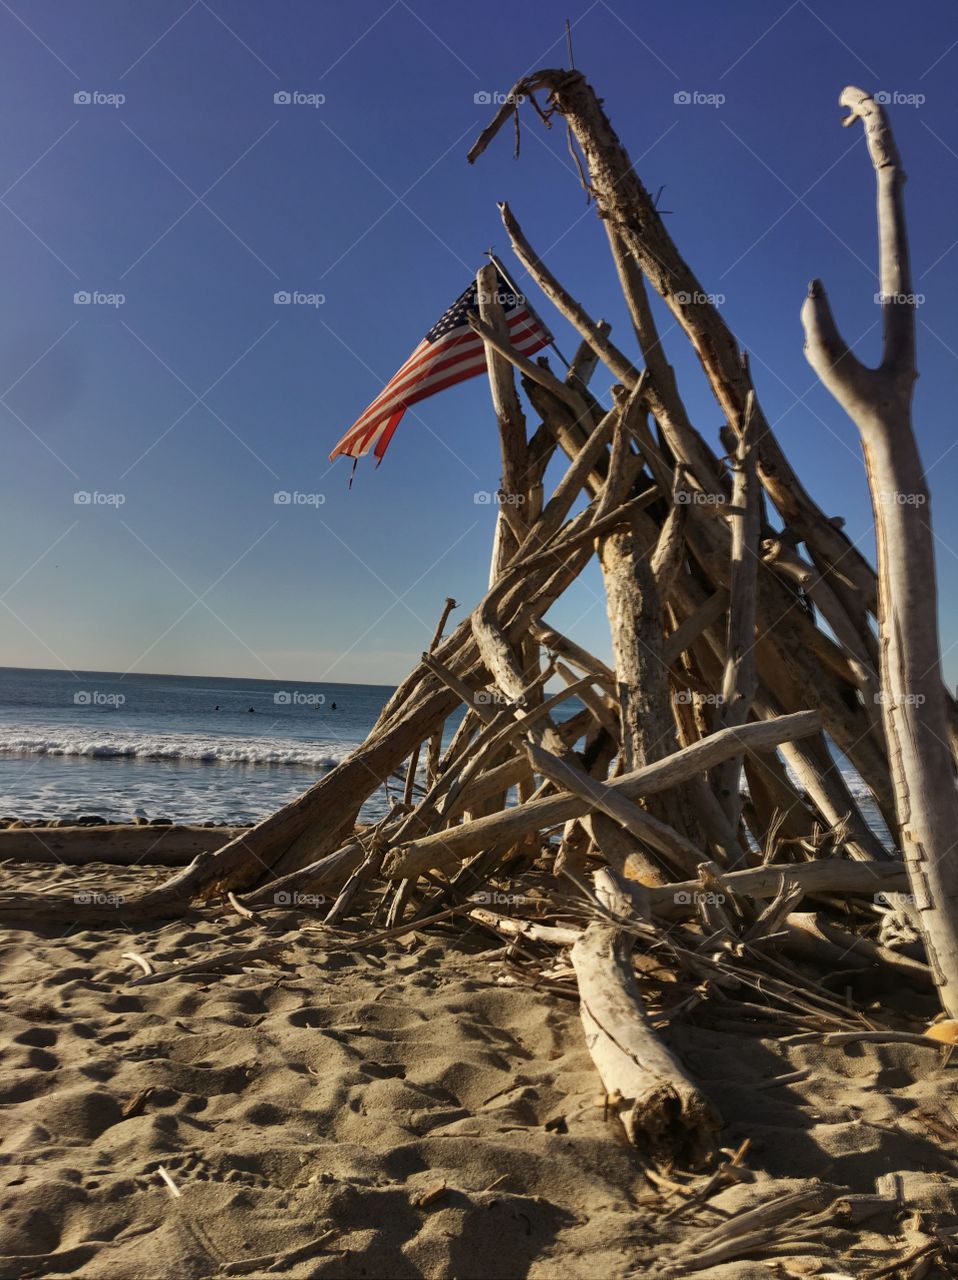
2 861 958 1279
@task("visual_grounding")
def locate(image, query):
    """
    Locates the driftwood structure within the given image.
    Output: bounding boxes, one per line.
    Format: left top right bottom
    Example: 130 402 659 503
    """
3 72 956 1164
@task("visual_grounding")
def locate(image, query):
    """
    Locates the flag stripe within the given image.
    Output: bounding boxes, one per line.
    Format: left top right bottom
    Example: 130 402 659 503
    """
333 329 547 460
329 274 551 463
373 409 405 461
351 308 537 427
345 316 546 442
336 324 547 458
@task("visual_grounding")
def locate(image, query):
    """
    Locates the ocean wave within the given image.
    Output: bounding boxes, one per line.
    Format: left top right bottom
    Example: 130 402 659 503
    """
0 726 354 769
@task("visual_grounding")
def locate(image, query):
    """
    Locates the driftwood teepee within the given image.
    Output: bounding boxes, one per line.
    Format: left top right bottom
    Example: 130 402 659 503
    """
5 70 957 1165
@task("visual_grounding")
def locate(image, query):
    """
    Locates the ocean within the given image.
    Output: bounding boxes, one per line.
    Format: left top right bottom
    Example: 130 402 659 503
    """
0 667 403 825
0 666 888 844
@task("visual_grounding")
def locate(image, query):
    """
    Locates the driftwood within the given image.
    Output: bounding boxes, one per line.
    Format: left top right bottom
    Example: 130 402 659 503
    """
664 1184 838 1273
403 595 457 806
478 261 529 578
495 194 893 813
571 869 719 1166
802 87 958 1018
649 859 908 921
471 72 877 616
714 393 759 826
384 712 820 881
784 912 932 986
0 824 246 865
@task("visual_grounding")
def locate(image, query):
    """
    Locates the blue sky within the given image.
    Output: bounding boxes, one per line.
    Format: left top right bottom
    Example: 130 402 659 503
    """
1 0 957 686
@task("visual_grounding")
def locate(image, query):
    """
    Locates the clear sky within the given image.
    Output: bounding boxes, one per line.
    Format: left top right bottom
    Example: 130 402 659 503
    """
2 0 957 686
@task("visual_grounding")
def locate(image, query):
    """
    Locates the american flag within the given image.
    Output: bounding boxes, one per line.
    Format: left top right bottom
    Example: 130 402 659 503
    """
329 265 552 465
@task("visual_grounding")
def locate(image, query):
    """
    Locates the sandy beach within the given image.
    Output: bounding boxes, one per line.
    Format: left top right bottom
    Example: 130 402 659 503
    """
5 4 958 1277
2 858 957 1279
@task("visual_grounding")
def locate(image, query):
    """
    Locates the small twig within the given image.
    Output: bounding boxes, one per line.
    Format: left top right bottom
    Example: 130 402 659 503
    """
121 1087 155 1118
755 1069 810 1090
158 1165 181 1198
662 1138 751 1223
227 891 257 920
816 1030 955 1050
121 950 153 976
302 904 472 951
129 939 294 987
862 1239 944 1279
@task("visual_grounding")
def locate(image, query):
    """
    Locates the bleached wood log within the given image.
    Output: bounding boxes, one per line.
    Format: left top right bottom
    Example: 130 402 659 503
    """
565 322 609 390
586 811 667 886
584 792 710 880
714 392 759 826
531 621 616 692
423 650 707 878
570 868 719 1164
492 196 889 807
520 327 609 510
681 510 894 812
260 715 594 918
606 225 727 496
763 538 877 686
403 595 458 806
595 409 705 847
467 312 584 413
742 748 818 849
469 907 581 947
554 661 619 739
662 589 728 667
679 580 893 859
477 262 529 581
625 508 745 867
444 708 592 820
515 399 623 553
649 858 908 920
763 536 884 744
478 259 536 801
784 912 932 985
802 87 958 1015
0 824 247 865
428 666 590 820
556 818 592 878
472 69 876 614
494 201 638 388
649 469 691 597
524 380 606 497
384 711 821 879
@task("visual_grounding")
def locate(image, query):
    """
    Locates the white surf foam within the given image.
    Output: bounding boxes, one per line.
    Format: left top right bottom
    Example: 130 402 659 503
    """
0 725 355 769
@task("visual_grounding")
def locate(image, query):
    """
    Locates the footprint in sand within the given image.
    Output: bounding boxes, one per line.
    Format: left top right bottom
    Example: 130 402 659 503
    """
12 1027 58 1048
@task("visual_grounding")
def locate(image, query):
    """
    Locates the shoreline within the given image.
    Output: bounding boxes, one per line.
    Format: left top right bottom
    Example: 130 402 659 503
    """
0 815 245 829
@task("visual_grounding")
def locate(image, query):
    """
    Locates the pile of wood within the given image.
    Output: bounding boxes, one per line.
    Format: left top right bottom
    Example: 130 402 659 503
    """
4 71 958 1167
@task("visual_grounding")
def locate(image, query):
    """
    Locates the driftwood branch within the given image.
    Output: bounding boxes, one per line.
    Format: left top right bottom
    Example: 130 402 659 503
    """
384 712 820 879
571 869 719 1165
802 86 958 1016
714 392 759 825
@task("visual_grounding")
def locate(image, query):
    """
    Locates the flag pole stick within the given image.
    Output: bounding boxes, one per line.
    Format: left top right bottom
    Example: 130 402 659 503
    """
485 250 571 370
